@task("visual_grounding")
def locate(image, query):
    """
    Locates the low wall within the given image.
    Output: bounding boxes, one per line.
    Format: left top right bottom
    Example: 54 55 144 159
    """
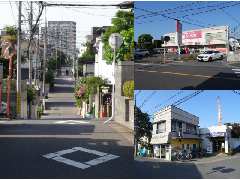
228 50 240 62
114 94 134 130
231 138 240 149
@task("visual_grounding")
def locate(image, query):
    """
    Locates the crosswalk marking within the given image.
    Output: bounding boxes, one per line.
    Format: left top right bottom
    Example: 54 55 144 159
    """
232 69 240 77
43 147 119 169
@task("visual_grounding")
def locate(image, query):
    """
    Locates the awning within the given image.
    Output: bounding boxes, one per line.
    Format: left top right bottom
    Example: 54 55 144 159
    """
171 137 204 141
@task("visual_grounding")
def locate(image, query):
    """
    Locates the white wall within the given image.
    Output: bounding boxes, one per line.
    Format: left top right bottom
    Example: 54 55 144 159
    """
231 138 240 149
94 39 114 84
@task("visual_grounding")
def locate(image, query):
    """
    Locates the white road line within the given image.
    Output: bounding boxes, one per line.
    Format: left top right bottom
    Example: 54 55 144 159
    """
54 120 90 124
232 69 240 71
85 154 119 166
43 147 120 170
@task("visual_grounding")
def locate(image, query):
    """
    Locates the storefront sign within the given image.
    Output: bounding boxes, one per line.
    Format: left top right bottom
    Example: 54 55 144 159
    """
183 30 202 39
150 132 170 144
175 21 182 44
206 132 225 137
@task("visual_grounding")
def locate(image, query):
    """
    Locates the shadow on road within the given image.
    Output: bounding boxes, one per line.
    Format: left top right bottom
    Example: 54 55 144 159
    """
134 156 202 179
181 72 240 90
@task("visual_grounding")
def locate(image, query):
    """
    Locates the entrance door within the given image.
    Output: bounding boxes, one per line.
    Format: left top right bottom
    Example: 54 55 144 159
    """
165 145 171 160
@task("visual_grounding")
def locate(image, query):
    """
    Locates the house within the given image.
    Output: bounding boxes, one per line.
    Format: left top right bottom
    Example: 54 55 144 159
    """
150 105 202 160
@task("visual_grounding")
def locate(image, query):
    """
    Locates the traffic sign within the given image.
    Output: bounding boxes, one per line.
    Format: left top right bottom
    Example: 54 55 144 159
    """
108 33 123 48
42 93 45 97
164 36 170 42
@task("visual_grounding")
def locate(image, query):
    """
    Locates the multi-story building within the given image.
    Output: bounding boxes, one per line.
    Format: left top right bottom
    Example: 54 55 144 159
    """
150 105 202 160
164 25 228 53
41 21 76 59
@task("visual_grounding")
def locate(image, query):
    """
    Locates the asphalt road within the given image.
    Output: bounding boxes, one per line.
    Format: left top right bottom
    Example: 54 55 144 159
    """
134 155 240 179
0 76 133 179
135 59 240 90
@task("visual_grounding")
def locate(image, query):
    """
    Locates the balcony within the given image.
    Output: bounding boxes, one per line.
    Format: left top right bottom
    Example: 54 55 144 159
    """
171 127 182 132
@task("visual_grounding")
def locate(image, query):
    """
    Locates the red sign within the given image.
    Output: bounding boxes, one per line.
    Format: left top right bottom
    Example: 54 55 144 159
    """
176 21 182 33
182 30 202 39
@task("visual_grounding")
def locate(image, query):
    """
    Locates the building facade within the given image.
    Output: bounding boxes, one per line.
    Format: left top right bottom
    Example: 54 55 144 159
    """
150 105 202 160
199 125 232 154
41 21 76 59
164 25 228 53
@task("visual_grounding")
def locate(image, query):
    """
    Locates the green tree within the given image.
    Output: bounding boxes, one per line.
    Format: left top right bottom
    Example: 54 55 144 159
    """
138 34 153 49
27 87 37 104
102 10 134 64
135 106 152 140
153 40 162 48
78 43 95 77
4 26 18 46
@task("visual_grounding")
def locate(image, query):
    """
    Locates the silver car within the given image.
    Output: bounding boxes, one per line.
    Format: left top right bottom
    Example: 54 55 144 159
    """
197 50 224 62
134 49 150 57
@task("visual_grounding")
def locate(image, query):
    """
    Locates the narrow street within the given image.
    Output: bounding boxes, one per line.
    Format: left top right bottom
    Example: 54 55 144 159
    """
0 75 133 179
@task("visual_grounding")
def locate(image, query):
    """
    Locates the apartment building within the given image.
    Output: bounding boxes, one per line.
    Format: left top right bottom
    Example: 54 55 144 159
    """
41 21 76 59
150 105 202 160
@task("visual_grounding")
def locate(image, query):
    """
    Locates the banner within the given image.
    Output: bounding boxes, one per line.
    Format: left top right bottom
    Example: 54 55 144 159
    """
183 30 202 39
150 132 170 144
175 21 182 44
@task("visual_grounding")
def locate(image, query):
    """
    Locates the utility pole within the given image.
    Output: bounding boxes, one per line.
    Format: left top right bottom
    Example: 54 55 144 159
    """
134 95 138 156
55 26 58 74
234 27 237 51
28 1 33 119
43 6 47 110
60 31 62 75
34 31 39 87
16 1 22 119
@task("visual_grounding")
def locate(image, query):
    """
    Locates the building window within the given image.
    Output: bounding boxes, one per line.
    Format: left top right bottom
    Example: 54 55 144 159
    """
171 120 182 132
157 121 166 133
182 144 189 150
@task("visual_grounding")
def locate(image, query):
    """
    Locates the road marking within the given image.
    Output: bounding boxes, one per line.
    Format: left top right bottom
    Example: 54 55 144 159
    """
135 69 240 81
54 120 90 124
43 147 119 169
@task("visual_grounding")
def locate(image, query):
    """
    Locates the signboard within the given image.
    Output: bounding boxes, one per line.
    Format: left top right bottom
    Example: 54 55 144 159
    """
206 142 212 154
108 33 123 49
183 30 202 39
17 91 21 114
206 132 225 137
175 21 182 44
150 132 170 144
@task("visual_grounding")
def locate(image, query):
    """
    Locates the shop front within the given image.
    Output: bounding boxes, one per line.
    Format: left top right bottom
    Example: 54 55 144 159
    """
150 132 171 160
171 138 201 157
200 125 232 154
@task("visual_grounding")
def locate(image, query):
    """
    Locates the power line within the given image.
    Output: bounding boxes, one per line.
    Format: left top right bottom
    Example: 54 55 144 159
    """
9 1 16 26
146 90 184 113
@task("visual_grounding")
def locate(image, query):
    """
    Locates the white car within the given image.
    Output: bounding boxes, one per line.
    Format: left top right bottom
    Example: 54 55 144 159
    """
197 50 224 62
134 49 150 57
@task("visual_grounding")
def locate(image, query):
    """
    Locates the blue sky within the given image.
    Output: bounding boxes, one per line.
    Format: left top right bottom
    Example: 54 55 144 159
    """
134 90 240 128
134 1 240 42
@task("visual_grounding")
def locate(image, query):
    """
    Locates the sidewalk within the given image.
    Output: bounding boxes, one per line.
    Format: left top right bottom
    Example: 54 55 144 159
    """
106 120 134 145
137 152 240 165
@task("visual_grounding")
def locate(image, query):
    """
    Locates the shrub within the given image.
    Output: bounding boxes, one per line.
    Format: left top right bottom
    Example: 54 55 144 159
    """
123 80 134 100
45 71 54 86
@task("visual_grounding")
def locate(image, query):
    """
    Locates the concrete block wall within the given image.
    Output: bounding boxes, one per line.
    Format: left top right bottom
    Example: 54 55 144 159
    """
228 50 240 62
114 61 134 130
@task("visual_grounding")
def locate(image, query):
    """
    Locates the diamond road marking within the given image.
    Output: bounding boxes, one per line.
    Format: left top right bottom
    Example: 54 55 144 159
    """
43 147 119 169
54 120 90 124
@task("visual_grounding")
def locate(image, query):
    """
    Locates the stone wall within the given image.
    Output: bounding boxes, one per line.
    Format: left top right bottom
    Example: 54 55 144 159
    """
114 61 134 130
228 50 240 61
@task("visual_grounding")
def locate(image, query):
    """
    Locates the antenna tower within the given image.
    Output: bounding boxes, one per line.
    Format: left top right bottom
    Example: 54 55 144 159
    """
218 96 222 126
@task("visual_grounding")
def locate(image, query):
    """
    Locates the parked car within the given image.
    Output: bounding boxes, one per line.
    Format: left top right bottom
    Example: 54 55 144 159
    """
1 102 7 114
134 49 150 57
236 145 240 151
176 50 186 54
197 50 224 62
